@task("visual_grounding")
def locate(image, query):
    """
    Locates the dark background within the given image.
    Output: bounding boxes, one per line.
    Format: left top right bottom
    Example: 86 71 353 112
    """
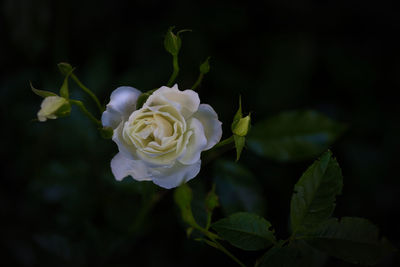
1 0 399 266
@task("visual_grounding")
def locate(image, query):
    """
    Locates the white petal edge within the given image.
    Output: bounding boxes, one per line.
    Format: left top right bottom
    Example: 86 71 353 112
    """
178 118 207 165
152 160 201 189
102 86 142 129
111 152 152 181
193 104 223 150
145 84 200 119
112 122 137 159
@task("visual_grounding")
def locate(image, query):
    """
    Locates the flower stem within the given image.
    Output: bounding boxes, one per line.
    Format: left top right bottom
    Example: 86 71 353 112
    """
70 99 102 127
205 211 212 231
192 224 220 241
190 224 246 267
214 135 235 149
191 73 204 90
167 55 179 87
203 238 247 267
71 74 104 113
203 136 235 165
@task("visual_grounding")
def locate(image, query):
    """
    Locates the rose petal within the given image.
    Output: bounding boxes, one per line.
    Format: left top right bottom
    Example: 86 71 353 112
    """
37 96 67 122
152 160 201 189
112 122 137 158
111 152 152 181
102 86 142 129
145 84 200 119
193 104 223 150
178 118 208 165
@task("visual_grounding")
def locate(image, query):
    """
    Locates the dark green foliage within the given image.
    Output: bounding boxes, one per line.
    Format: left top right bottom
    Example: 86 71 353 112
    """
257 245 298 267
212 212 275 251
290 151 343 234
256 241 328 267
248 111 346 161
304 217 396 265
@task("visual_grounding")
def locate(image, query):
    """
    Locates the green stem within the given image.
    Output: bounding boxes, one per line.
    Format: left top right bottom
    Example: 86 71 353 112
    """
70 99 102 127
205 212 212 231
214 135 235 149
71 74 104 113
167 55 179 87
214 239 247 267
203 135 235 165
191 224 246 267
190 224 220 240
191 73 204 90
204 238 247 267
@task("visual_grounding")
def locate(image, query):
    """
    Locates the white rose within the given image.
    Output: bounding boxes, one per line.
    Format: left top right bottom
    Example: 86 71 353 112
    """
102 85 222 189
37 96 69 122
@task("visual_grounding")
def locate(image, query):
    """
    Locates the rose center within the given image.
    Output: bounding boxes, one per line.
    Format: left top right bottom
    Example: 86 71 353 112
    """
136 114 173 144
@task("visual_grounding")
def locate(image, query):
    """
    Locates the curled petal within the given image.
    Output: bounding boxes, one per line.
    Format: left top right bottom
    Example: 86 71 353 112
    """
193 104 223 150
145 84 200 119
152 160 201 189
178 118 207 165
102 86 142 129
111 152 152 181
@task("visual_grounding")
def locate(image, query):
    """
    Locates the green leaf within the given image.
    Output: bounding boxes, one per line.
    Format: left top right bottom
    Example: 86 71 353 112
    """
304 217 396 265
256 241 327 267
199 57 210 74
256 245 298 267
30 82 57 98
174 184 197 226
212 212 275 251
231 96 242 131
292 240 329 267
234 135 245 161
290 150 343 234
247 110 346 161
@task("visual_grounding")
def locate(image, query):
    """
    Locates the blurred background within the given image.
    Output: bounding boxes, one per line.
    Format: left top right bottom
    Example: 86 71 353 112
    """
1 0 399 266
